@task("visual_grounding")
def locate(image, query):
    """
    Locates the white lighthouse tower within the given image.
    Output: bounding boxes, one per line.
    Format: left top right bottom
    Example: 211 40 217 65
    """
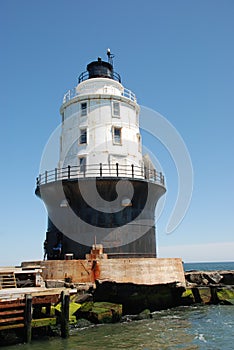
36 51 166 259
60 53 142 173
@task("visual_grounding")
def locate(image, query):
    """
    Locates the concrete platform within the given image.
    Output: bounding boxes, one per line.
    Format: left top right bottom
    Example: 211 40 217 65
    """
22 257 186 287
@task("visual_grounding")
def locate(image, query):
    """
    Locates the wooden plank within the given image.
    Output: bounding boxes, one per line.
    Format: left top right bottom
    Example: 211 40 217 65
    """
1 278 15 281
30 289 65 296
0 316 24 324
0 302 25 309
0 286 67 295
31 317 57 328
0 323 24 330
0 309 24 316
0 273 16 287
32 295 60 305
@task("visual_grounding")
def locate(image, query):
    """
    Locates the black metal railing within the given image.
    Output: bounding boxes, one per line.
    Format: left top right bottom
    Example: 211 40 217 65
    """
36 163 165 187
78 70 121 84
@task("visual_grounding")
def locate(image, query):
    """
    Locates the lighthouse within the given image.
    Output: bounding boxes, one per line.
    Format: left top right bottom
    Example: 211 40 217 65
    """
36 51 166 260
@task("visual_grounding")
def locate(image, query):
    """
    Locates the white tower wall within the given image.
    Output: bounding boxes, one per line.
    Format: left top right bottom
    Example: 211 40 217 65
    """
59 78 143 178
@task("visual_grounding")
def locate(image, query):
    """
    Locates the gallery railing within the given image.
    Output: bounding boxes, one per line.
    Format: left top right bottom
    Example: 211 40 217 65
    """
78 70 121 84
63 86 137 104
36 163 165 187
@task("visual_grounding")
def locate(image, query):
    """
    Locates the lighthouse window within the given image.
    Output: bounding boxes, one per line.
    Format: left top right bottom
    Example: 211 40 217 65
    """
112 101 120 117
137 133 141 152
79 156 86 173
136 112 139 124
81 102 87 116
113 127 122 145
80 128 87 144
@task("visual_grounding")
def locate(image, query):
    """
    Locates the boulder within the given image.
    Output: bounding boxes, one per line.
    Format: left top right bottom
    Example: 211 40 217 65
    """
133 309 152 320
187 273 204 285
206 272 222 284
74 318 93 328
76 301 122 324
217 287 234 305
221 272 234 285
71 293 93 304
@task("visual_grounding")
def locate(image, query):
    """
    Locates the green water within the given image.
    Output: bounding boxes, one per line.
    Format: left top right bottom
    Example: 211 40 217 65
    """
1 305 234 350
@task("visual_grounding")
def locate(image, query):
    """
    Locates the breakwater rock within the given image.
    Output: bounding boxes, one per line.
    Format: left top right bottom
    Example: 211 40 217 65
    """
183 270 234 305
94 280 185 314
185 270 234 286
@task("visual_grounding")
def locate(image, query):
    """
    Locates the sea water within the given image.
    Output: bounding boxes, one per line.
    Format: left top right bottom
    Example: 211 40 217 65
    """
184 261 234 272
1 262 234 350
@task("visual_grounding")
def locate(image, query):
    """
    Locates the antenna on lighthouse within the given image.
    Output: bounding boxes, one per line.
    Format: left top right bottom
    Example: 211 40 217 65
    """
107 48 115 66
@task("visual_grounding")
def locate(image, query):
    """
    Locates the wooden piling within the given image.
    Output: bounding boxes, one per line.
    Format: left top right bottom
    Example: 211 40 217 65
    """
24 294 32 343
192 288 202 303
210 286 219 304
60 290 70 338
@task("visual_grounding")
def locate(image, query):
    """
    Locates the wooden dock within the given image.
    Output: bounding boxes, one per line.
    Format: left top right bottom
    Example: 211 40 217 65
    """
0 285 75 343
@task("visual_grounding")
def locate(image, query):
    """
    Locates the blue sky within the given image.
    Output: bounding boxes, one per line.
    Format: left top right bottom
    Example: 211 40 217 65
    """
0 0 233 265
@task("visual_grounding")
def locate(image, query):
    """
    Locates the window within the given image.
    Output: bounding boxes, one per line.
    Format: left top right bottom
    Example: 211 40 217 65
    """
112 101 120 117
113 127 122 145
137 133 141 152
81 102 87 116
80 128 87 144
60 136 63 153
136 112 139 125
79 157 86 173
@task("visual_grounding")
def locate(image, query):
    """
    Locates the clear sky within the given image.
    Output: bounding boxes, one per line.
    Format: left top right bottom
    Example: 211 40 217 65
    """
0 0 233 265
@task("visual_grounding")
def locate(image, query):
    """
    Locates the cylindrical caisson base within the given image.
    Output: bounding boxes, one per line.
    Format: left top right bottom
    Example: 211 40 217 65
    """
36 178 165 259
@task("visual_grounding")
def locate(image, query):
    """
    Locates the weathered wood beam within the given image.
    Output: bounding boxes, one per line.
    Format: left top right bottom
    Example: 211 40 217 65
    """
0 302 25 309
60 290 70 338
0 323 24 330
0 310 24 316
0 316 24 324
24 294 32 343
31 317 57 328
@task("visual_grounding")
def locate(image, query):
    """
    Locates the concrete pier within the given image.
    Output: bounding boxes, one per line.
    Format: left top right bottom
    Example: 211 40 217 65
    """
23 257 186 286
